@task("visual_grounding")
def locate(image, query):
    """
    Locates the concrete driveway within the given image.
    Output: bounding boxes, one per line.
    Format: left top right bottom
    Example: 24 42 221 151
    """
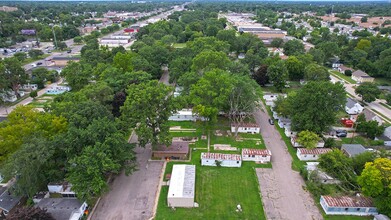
91 134 164 220
253 104 323 220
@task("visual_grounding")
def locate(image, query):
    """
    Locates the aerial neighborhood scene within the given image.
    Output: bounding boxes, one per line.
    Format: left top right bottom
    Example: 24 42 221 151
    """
1 0 391 219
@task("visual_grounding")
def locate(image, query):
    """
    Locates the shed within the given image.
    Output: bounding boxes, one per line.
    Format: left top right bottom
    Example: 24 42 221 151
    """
297 148 332 161
231 123 260 134
376 126 391 147
47 182 76 198
167 165 195 208
201 153 242 167
36 198 87 220
362 109 383 125
341 144 366 157
152 141 189 160
320 195 378 216
241 148 271 163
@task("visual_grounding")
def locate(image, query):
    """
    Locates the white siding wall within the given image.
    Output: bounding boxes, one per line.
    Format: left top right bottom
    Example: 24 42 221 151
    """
242 155 271 163
297 152 320 161
167 197 194 208
201 158 242 167
231 126 260 134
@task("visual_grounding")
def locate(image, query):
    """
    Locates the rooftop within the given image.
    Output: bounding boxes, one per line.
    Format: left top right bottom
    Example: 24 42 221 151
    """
201 153 241 161
346 97 359 109
52 57 80 61
341 144 366 157
168 165 195 199
242 148 271 156
36 198 84 220
153 141 189 154
231 123 260 128
352 70 371 78
322 195 374 208
362 109 379 121
297 148 332 155
0 187 22 212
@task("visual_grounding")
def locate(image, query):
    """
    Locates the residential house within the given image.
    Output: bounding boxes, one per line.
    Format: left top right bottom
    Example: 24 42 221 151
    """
230 123 260 134
99 38 130 47
332 62 342 70
152 141 189 160
351 70 375 83
263 93 279 106
291 136 325 148
345 98 364 115
201 153 242 167
284 125 297 138
21 84 38 91
297 148 332 161
168 109 205 122
362 109 383 125
338 65 353 74
0 91 17 102
306 162 341 184
241 148 271 163
341 144 367 157
278 117 291 129
36 198 88 220
167 165 195 208
375 126 391 147
320 195 378 216
0 181 24 217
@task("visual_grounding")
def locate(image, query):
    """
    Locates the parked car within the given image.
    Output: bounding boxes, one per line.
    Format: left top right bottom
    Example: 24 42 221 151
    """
336 132 347 138
36 62 43 65
335 129 347 134
268 118 274 125
67 50 72 53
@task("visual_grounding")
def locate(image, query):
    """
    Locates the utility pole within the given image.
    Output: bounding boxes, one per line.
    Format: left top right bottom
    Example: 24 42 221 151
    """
51 24 58 49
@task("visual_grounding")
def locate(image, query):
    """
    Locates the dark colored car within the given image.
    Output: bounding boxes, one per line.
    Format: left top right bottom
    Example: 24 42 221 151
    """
268 118 274 125
36 62 43 65
67 50 72 53
336 132 347 138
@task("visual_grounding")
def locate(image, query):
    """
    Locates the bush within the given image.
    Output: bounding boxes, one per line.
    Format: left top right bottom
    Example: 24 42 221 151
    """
344 69 352 76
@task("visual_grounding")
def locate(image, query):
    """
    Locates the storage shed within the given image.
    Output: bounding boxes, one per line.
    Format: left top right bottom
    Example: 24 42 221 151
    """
230 123 260 134
320 195 378 216
201 153 242 167
167 165 195 208
241 148 271 163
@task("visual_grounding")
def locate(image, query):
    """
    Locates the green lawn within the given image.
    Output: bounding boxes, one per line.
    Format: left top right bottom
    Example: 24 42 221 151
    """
21 54 50 65
329 70 356 84
374 77 391 86
172 43 187 48
156 151 266 220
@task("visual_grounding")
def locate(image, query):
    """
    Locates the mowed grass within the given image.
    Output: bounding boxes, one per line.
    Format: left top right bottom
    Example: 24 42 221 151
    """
156 151 266 220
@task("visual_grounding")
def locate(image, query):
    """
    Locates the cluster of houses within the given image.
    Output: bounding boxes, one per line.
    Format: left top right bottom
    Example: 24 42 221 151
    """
0 180 87 219
332 63 375 84
0 83 40 102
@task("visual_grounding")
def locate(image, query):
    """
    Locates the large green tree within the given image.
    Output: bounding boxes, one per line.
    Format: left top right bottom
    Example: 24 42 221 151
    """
121 80 177 147
355 82 381 103
358 158 391 216
289 81 346 133
267 60 288 92
283 39 305 56
61 62 92 91
304 63 330 81
296 130 320 149
0 57 28 97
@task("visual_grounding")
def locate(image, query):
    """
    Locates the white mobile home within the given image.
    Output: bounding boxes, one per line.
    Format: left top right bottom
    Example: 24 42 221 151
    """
167 165 196 208
320 195 378 216
201 153 242 167
241 148 271 163
297 148 332 161
231 123 260 134
168 109 205 122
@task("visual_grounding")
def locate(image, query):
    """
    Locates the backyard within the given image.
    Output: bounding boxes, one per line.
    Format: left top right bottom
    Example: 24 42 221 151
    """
155 119 269 220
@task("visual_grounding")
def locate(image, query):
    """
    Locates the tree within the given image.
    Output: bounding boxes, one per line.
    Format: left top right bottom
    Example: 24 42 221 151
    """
386 93 391 105
113 52 135 73
252 64 269 86
308 48 324 65
228 75 261 137
14 52 27 62
121 80 177 148
242 49 262 73
361 17 368 23
352 151 376 175
73 36 83 44
191 50 230 74
0 57 28 97
6 207 54 220
355 82 381 103
29 90 38 99
356 120 385 139
271 38 284 48
317 42 340 60
304 63 330 81
61 62 92 91
289 81 346 133
31 67 50 89
283 39 305 56
319 149 358 190
28 49 44 59
267 60 288 92
2 138 54 198
296 130 320 149
344 69 352 76
190 69 233 122
358 158 391 216
57 42 68 51
285 56 304 80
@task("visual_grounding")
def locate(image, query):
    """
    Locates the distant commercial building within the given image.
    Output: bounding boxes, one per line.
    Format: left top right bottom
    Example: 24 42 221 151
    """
167 165 196 208
100 38 130 47
0 6 18 12
51 57 80 66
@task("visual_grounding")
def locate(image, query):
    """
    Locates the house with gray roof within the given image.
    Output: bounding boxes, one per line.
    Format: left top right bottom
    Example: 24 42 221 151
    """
345 98 363 115
362 109 383 125
351 70 374 83
35 198 87 220
0 185 23 216
341 144 367 157
376 126 391 147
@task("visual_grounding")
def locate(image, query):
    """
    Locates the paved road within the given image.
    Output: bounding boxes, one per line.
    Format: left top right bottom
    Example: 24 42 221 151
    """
254 104 323 220
330 75 391 123
91 134 164 220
